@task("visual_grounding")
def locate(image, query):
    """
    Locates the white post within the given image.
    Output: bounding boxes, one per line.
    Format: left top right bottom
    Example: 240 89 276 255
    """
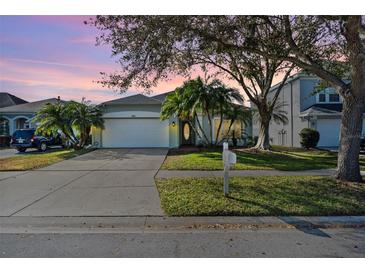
223 142 229 196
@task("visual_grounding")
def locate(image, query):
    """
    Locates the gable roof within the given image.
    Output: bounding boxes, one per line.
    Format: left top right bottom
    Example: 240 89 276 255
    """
269 71 319 93
0 92 28 108
0 98 63 114
151 91 174 102
300 104 342 117
102 94 164 105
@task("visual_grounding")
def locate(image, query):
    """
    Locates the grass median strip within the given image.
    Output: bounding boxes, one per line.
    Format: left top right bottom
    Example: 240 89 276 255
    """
0 149 91 171
162 146 358 171
155 176 365 216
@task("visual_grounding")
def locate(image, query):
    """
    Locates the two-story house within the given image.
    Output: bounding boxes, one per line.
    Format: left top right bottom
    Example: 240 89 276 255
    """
252 71 360 148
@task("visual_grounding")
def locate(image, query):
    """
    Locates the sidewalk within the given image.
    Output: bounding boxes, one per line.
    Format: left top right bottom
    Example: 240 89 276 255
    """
156 169 341 178
1 216 364 233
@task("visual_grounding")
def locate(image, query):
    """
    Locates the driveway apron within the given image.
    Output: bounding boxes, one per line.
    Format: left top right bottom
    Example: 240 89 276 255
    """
0 148 168 216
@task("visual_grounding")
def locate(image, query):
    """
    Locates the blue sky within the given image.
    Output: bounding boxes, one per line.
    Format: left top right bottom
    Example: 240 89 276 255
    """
0 16 188 103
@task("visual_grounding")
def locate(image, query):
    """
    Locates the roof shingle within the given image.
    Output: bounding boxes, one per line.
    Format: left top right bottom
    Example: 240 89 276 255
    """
0 92 28 108
0 98 62 113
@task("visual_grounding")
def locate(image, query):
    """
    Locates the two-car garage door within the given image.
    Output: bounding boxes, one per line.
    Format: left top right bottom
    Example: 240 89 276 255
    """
102 118 169 148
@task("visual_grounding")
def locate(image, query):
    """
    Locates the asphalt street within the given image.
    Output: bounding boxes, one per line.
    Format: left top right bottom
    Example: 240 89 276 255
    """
1 227 364 257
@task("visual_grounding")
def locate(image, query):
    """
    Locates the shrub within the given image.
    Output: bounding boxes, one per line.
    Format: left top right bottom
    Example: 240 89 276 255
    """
299 128 320 149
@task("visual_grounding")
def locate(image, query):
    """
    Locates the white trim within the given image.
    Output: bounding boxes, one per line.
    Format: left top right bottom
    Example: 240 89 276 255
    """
315 88 341 104
102 110 161 118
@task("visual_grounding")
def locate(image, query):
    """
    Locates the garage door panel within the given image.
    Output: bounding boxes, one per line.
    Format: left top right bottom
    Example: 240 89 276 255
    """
102 118 169 148
317 119 340 147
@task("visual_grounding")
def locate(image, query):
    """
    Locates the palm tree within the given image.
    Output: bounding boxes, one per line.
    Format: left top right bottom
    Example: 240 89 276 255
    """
33 101 78 146
220 104 252 144
161 86 209 145
34 99 104 149
161 77 244 146
208 79 244 145
68 99 104 147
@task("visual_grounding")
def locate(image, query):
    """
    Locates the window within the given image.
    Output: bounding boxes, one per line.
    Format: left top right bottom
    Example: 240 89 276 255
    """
183 123 190 141
0 118 9 136
317 90 341 104
318 93 326 102
329 93 340 102
214 119 242 141
15 118 28 129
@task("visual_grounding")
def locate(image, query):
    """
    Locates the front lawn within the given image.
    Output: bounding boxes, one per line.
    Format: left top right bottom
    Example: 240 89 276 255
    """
0 149 91 171
156 176 365 216
162 146 365 171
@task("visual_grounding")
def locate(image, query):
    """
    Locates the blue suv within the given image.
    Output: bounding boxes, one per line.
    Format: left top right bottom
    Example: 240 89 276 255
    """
11 129 63 152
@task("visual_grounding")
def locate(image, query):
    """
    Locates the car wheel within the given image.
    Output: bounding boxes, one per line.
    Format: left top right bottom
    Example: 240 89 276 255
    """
17 148 26 153
39 142 47 152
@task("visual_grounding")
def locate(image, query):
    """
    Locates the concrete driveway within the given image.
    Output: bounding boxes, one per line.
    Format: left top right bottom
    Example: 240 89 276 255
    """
0 148 168 217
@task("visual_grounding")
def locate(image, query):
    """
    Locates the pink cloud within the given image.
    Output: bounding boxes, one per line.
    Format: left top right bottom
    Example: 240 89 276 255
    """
69 35 96 44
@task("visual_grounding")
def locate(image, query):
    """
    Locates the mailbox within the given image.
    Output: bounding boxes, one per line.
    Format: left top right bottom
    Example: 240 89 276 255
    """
228 151 236 165
222 142 236 196
223 150 236 167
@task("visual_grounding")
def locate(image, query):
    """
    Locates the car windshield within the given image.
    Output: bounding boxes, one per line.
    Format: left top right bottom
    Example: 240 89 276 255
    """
12 130 35 138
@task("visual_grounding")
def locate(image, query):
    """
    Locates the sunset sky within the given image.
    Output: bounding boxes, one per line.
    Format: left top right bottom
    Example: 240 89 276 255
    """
0 16 197 104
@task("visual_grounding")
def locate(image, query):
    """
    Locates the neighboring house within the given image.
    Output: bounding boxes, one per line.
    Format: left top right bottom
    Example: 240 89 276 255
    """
0 92 28 146
92 92 251 148
252 71 361 148
0 98 62 137
0 92 28 108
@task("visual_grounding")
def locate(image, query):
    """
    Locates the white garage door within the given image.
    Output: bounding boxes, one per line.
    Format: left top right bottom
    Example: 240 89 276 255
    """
316 119 341 147
102 118 169 148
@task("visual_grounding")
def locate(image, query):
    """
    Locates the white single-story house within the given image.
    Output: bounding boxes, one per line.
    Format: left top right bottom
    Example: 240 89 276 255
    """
92 92 251 148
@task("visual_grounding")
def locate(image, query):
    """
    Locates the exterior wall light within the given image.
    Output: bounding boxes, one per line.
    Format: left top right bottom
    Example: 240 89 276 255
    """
172 121 176 127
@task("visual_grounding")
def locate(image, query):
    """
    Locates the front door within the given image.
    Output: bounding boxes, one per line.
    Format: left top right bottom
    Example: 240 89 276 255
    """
181 121 195 145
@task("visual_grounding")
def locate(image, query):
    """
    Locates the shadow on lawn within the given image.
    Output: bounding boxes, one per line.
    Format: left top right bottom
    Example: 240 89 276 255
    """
226 194 332 238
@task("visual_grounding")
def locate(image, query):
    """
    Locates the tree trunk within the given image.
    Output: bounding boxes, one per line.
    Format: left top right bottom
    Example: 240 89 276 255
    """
215 107 224 146
336 98 364 182
193 113 210 145
254 117 271 150
336 16 365 182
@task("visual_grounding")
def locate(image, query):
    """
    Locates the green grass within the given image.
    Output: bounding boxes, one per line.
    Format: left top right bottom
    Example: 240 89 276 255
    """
156 176 365 216
162 146 365 171
0 148 91 171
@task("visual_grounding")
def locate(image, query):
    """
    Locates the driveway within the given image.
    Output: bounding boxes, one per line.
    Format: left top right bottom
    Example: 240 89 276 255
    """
0 148 19 159
0 148 168 217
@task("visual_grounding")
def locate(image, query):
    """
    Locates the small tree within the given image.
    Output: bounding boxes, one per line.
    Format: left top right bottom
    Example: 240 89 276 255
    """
68 99 105 148
299 128 320 149
34 100 104 149
221 104 251 145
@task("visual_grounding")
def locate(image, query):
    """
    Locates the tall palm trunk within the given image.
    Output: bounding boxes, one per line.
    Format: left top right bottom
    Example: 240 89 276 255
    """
205 106 213 146
193 112 210 145
214 105 224 146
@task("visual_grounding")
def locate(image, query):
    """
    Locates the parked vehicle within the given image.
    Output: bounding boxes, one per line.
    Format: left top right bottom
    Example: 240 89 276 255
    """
10 129 63 152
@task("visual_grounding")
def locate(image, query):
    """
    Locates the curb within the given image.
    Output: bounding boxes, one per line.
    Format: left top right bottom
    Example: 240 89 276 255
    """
0 216 365 233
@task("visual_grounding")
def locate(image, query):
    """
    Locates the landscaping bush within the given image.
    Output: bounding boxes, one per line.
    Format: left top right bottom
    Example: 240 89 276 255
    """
299 128 320 149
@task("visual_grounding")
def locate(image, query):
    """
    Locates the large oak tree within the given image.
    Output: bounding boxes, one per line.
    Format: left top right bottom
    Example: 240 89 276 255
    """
88 15 365 182
244 16 365 182
87 16 293 150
